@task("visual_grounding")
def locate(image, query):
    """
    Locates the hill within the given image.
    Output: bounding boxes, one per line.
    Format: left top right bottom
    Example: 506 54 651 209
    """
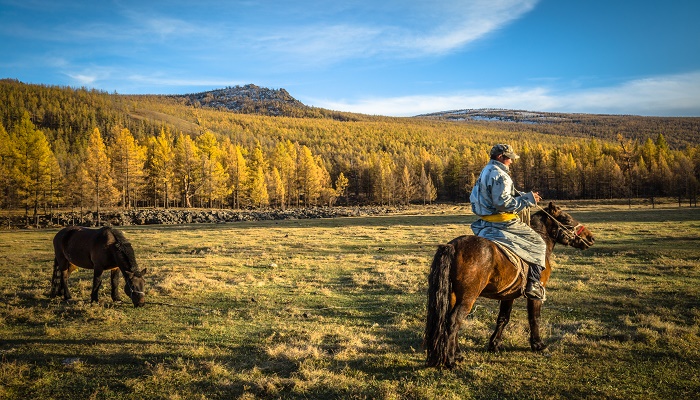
0 79 698 216
418 108 700 150
167 83 366 121
174 84 307 117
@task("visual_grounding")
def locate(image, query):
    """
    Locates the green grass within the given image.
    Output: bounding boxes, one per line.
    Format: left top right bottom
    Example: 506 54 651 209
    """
1 205 699 399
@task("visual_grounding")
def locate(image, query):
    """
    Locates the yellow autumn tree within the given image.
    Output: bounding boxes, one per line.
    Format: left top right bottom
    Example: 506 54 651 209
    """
334 172 349 205
196 131 229 208
0 122 16 210
297 145 322 206
174 133 201 208
81 127 118 224
221 138 248 209
11 112 62 225
420 164 437 205
270 167 285 208
146 129 175 208
398 164 416 205
272 140 297 208
109 127 146 208
247 143 269 208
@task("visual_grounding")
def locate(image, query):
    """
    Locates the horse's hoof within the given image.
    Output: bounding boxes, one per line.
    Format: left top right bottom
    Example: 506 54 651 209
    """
530 342 548 352
488 343 503 352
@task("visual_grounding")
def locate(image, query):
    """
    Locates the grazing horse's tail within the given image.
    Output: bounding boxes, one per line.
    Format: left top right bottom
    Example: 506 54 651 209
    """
424 243 455 367
50 257 61 297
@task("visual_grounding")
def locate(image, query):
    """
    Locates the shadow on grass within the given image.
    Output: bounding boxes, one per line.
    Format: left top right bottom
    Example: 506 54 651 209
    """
124 213 475 234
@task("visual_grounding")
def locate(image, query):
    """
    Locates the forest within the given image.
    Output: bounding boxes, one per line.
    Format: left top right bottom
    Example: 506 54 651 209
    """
1 79 698 223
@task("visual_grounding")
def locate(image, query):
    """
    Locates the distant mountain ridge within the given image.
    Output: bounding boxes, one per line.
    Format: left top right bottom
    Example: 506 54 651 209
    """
418 108 572 123
418 108 700 149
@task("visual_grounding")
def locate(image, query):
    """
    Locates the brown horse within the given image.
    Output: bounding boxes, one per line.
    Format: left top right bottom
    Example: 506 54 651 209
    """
50 226 147 307
424 202 595 368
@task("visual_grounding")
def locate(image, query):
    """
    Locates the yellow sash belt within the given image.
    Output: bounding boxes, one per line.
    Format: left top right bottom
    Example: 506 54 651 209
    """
480 213 518 222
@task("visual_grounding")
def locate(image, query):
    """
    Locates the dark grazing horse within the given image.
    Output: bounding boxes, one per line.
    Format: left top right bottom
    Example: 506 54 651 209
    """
50 226 147 307
424 202 595 368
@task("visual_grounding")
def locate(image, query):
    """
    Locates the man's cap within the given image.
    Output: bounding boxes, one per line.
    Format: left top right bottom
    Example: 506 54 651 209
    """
490 144 520 160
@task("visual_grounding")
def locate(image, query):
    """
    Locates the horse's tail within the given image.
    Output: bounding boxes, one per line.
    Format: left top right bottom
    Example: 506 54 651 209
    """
50 256 61 297
424 243 455 367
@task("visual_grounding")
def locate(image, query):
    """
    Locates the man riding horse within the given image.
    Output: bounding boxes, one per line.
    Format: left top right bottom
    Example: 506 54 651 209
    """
470 143 547 301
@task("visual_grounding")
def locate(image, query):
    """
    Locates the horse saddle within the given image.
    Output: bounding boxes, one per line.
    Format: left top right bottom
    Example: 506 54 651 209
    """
492 242 529 295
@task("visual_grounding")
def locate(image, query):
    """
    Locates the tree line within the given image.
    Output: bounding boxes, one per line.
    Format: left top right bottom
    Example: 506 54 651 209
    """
1 112 359 223
1 80 698 223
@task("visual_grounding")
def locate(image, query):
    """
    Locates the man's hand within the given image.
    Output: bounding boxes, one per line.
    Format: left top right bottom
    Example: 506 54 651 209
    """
533 191 542 202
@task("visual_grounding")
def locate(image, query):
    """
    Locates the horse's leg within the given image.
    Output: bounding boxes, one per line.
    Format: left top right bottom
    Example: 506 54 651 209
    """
91 269 104 303
488 299 514 352
110 269 121 302
445 296 477 368
60 264 75 301
527 299 547 351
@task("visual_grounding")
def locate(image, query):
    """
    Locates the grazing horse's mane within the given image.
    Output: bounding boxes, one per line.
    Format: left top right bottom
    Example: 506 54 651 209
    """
103 227 140 274
108 226 128 244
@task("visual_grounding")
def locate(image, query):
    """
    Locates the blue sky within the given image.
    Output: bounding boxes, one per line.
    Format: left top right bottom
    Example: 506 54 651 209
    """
1 0 699 117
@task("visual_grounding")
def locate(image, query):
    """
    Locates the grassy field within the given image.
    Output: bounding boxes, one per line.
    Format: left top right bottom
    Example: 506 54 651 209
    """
1 204 699 399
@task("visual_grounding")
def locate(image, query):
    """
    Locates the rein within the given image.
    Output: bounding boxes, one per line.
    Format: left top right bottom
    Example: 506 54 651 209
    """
536 206 593 247
515 189 593 247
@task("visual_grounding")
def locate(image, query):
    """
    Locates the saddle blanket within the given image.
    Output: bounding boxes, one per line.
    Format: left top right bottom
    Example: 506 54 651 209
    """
492 241 528 295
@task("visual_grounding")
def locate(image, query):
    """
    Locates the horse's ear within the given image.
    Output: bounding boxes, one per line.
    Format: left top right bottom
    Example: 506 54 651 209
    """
124 271 134 279
548 202 560 215
141 268 147 275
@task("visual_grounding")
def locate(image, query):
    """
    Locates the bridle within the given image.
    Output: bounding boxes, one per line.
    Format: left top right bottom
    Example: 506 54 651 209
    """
513 188 593 248
556 222 589 243
115 241 145 299
538 207 593 248
532 203 588 245
125 277 145 298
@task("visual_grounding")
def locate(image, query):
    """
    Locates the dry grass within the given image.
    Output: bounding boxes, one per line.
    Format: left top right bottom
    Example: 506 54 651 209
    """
1 204 699 399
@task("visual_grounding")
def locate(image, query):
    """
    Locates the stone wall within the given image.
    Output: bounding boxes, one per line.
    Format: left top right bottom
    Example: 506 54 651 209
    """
0 206 405 229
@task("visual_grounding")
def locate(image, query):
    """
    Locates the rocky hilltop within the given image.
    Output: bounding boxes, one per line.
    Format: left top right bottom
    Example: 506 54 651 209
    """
176 84 307 116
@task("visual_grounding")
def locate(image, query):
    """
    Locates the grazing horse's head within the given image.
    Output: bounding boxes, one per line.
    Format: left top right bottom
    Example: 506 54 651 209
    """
544 202 595 250
114 238 147 307
123 268 147 307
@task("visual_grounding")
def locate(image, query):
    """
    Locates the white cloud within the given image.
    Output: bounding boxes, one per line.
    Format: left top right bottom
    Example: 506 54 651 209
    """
248 0 539 64
311 71 700 117
65 65 122 86
555 73 700 116
252 24 383 64
67 73 97 86
409 0 539 55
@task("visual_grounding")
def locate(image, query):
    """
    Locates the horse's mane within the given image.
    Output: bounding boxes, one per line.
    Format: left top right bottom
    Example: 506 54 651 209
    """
105 227 140 273
109 227 129 246
528 209 551 237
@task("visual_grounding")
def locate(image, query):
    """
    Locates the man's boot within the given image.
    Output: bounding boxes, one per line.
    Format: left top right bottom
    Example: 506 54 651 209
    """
525 264 546 301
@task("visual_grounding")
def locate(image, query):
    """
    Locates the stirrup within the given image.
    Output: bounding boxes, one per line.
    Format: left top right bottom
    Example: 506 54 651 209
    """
525 281 546 301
